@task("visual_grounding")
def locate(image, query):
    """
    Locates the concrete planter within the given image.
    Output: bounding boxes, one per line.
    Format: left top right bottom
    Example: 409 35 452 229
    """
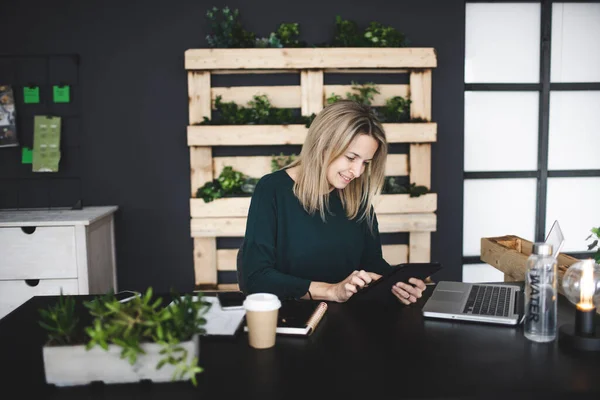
42 335 199 386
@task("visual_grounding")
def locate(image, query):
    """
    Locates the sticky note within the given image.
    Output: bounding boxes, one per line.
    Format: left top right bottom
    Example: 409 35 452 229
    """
53 85 70 103
22 147 33 164
23 86 40 104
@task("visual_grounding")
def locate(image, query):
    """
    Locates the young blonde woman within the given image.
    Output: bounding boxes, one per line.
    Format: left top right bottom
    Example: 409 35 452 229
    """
239 100 426 304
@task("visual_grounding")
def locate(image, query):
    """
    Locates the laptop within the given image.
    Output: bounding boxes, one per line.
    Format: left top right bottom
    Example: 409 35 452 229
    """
422 221 566 325
422 281 523 325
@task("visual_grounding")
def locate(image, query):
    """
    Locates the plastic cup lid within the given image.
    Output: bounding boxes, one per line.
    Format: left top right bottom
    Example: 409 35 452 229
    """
243 293 281 312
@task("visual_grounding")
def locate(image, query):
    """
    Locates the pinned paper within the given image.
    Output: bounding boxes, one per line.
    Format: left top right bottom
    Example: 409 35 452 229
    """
22 147 33 164
23 86 40 104
53 85 70 103
32 116 61 172
0 85 18 147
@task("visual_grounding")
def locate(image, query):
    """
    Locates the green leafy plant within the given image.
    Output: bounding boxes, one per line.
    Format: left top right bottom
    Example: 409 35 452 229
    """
378 96 412 122
271 153 297 172
364 22 408 47
201 95 313 125
586 227 600 263
275 23 303 47
196 166 257 203
38 291 79 346
39 288 211 386
382 177 429 197
205 6 255 48
332 16 365 47
327 81 379 106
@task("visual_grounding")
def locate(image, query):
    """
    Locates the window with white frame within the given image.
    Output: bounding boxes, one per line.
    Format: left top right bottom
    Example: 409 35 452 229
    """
463 2 600 283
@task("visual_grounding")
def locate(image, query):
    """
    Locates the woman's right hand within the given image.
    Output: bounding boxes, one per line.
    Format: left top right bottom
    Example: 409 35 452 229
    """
328 270 381 302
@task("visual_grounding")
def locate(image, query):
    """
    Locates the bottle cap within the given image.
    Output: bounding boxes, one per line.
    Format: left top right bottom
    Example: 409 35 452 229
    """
533 243 553 256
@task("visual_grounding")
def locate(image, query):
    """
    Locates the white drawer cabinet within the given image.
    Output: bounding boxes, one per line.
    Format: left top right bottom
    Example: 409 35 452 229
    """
0 206 118 320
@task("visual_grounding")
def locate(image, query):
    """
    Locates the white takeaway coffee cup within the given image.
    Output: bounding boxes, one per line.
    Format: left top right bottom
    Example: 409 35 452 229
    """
243 293 281 349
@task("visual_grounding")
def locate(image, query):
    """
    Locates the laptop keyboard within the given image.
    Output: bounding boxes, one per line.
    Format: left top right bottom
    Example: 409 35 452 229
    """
462 285 511 317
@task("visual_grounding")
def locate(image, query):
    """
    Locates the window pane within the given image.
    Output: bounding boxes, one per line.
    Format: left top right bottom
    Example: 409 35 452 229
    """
546 177 600 252
551 3 600 83
463 264 505 283
548 91 600 170
463 178 537 256
465 3 540 83
465 92 539 172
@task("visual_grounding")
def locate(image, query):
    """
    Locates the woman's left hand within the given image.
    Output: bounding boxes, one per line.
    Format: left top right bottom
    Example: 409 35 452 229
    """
392 278 427 305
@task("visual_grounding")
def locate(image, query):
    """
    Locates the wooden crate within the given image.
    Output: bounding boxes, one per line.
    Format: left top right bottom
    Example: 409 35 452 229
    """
186 48 438 289
481 235 583 296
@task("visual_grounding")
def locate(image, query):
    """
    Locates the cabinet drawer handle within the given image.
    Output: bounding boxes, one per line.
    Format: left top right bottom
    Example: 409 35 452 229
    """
21 227 37 234
25 279 40 287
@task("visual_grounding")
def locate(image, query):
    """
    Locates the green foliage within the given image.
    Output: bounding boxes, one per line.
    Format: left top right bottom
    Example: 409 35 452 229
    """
364 22 407 47
205 6 255 48
196 166 257 203
275 23 303 47
200 95 313 125
327 81 379 106
586 227 600 263
326 82 411 122
382 177 429 197
332 16 407 47
378 96 412 123
38 291 79 346
332 16 365 47
39 288 211 386
271 153 297 172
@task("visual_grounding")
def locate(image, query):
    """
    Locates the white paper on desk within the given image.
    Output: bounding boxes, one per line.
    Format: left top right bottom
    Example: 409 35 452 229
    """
183 296 246 336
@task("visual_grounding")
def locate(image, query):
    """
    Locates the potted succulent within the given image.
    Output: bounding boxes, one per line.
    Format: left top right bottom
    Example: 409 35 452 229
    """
39 288 210 387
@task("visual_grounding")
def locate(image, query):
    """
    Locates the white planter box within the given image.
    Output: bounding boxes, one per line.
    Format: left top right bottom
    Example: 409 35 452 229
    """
42 335 199 386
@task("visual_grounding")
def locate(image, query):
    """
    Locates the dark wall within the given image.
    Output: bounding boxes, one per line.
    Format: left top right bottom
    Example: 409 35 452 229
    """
0 0 465 292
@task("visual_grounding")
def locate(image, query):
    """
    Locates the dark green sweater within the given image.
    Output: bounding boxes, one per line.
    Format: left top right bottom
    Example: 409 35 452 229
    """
240 169 393 299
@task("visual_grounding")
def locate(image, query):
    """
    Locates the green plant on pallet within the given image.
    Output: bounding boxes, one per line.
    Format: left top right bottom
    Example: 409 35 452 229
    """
271 153 298 172
200 95 313 126
382 177 428 197
196 166 259 203
39 288 210 386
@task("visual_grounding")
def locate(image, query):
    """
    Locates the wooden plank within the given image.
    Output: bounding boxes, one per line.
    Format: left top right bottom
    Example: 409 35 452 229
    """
409 144 431 189
190 147 213 197
382 244 408 265
409 70 432 121
385 123 436 143
373 193 437 214
212 86 301 109
188 125 307 146
409 232 431 262
324 84 409 107
191 197 251 218
211 153 407 181
194 238 217 286
190 193 436 218
301 70 324 116
217 283 240 291
187 123 436 146
211 69 295 75
185 48 438 70
191 213 436 237
188 71 211 125
217 249 239 271
377 213 436 234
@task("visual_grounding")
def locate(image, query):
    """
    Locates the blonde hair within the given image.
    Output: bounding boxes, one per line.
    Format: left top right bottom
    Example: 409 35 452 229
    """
286 100 388 232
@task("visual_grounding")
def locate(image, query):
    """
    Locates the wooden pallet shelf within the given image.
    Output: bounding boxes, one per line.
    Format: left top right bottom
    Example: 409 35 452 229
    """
186 47 438 288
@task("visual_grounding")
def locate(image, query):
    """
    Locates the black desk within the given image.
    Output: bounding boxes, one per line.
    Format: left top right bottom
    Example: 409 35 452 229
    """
1 284 600 399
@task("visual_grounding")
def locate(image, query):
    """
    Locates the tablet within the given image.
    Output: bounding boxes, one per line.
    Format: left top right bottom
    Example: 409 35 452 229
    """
346 262 443 305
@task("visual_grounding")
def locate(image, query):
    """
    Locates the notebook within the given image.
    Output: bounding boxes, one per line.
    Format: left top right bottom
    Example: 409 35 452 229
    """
422 281 523 325
243 300 328 336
